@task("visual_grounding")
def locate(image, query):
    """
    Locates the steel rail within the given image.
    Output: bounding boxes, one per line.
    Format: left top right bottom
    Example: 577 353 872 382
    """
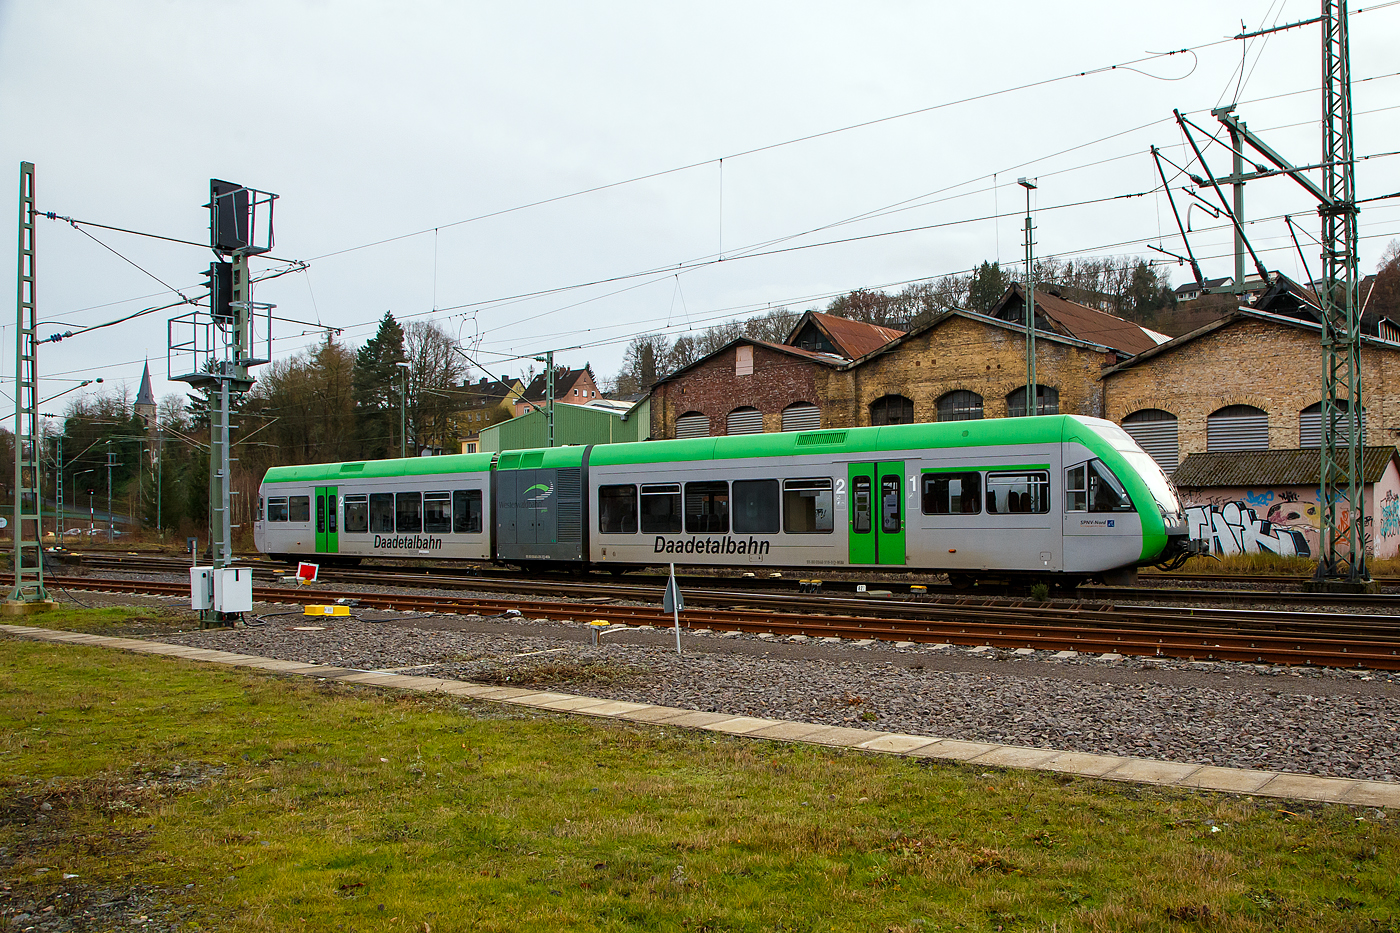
58 554 1400 611
22 574 1400 670
54 559 1400 635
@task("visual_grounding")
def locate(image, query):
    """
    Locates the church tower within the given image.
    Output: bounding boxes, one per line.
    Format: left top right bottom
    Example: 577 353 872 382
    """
134 361 157 427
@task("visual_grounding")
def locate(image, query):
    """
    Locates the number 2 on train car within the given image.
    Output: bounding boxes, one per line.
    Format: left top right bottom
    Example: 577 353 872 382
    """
847 461 904 566
314 485 338 555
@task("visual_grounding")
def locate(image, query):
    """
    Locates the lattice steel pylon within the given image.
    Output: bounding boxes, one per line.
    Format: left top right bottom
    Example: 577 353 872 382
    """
1316 0 1366 583
9 161 49 604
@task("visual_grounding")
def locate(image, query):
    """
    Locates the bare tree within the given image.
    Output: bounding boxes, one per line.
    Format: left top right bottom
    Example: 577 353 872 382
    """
614 332 673 397
405 320 467 453
1371 239 1400 321
741 307 798 343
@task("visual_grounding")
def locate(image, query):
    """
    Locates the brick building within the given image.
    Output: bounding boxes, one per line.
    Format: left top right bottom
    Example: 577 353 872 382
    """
649 287 1165 438
650 340 843 439
455 376 525 454
817 308 1131 427
513 366 601 417
1101 309 1400 473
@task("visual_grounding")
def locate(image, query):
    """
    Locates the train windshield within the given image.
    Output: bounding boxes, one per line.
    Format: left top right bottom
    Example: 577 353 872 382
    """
1092 422 1181 515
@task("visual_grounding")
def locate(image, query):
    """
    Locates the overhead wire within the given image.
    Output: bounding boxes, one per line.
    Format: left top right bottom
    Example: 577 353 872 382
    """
265 70 1400 358
34 11 1400 389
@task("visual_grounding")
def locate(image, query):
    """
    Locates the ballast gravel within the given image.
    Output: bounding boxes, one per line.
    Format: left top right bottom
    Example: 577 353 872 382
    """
136 597 1400 785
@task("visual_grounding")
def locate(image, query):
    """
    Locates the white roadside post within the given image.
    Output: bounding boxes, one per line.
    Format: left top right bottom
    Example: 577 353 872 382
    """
662 562 684 656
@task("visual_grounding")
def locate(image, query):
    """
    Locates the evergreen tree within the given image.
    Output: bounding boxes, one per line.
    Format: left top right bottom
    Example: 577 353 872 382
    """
141 444 184 534
186 450 209 530
351 312 406 459
1127 260 1166 321
967 262 1010 313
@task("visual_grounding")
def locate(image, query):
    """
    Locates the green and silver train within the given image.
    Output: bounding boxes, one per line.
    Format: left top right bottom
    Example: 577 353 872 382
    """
255 415 1193 585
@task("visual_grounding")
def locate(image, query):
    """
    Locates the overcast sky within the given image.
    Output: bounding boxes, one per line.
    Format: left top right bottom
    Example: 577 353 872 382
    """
1 0 1397 417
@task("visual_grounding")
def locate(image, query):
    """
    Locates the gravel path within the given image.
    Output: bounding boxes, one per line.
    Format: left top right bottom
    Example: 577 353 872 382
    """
122 587 1400 784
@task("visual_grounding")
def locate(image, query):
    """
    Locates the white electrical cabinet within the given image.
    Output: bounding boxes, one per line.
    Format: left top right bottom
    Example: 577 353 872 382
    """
213 567 253 613
190 567 214 610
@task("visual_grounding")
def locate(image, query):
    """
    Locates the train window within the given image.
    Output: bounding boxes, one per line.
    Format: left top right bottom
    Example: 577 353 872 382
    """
881 474 902 532
328 495 337 533
453 490 483 534
732 479 779 534
289 496 311 522
424 491 452 533
684 481 729 534
986 472 1050 514
369 493 394 533
640 484 682 533
316 494 326 534
396 492 423 533
598 484 638 534
344 495 368 533
267 497 288 522
257 497 264 522
1066 460 1133 512
783 478 832 533
920 472 981 515
852 476 872 533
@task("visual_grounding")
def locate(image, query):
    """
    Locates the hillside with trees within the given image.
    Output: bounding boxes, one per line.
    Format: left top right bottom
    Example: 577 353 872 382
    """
608 255 1176 395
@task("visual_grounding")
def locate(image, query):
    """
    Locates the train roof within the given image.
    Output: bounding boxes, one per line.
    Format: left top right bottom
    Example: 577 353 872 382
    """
588 415 1099 465
260 416 1122 484
263 452 495 484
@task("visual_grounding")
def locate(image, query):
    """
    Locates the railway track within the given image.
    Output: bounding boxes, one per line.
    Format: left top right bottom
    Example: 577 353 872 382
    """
24 571 1400 671
56 553 1400 610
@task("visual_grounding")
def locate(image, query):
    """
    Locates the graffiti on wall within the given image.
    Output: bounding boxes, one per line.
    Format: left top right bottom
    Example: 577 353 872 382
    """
1380 490 1400 540
1185 500 1313 557
1183 486 1386 557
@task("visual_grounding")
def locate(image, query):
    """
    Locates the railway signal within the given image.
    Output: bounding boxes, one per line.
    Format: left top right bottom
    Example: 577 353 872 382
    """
172 178 279 625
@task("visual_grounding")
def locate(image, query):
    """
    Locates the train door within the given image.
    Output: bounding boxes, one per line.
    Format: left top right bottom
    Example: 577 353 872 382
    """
847 461 905 565
314 485 339 554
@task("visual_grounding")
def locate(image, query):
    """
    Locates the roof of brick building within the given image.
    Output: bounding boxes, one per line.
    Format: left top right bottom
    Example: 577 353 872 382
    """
787 311 905 359
457 377 522 408
521 366 593 402
1172 446 1398 487
990 284 1168 357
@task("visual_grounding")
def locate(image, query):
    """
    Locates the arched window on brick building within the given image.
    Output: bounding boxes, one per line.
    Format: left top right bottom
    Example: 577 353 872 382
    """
1299 400 1366 447
1122 409 1179 473
1206 404 1268 451
780 402 821 432
726 406 764 435
675 411 711 438
1005 385 1059 417
869 394 915 425
935 390 983 422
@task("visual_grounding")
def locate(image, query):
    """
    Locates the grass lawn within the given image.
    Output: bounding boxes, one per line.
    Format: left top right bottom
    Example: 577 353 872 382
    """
0 610 1396 932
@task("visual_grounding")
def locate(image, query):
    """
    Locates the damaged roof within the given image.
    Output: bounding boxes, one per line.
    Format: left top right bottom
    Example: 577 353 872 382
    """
990 283 1167 357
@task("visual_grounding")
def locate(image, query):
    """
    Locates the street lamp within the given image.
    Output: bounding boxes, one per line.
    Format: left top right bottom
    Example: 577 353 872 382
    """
1017 177 1038 416
396 361 411 458
72 470 95 540
71 473 96 537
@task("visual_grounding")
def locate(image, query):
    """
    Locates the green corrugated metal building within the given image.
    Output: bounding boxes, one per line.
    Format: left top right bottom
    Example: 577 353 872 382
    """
478 397 650 452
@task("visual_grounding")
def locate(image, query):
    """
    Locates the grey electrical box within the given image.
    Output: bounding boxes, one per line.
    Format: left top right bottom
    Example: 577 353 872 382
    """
190 567 214 610
213 568 253 613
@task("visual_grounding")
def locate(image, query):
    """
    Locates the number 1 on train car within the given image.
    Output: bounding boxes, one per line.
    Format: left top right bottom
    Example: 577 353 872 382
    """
847 462 905 566
314 485 339 555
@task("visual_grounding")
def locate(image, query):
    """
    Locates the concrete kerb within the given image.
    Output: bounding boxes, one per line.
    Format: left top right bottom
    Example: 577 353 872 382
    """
2 623 1396 809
